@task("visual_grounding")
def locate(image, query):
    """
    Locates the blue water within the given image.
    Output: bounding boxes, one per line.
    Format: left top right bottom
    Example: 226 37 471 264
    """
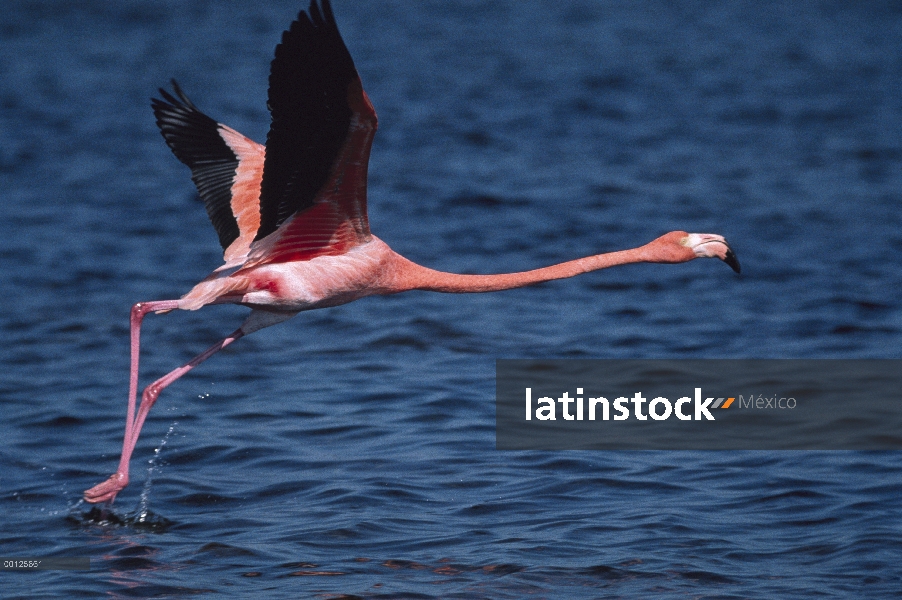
2 0 902 597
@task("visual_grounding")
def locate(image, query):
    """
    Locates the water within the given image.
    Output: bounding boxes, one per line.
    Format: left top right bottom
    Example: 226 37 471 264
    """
2 0 901 597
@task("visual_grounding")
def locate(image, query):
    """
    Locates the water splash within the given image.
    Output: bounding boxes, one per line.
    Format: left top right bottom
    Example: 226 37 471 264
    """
68 422 180 531
69 503 174 532
134 422 178 524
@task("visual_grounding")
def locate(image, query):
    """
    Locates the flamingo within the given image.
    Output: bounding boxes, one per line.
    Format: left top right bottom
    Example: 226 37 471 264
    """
84 0 740 504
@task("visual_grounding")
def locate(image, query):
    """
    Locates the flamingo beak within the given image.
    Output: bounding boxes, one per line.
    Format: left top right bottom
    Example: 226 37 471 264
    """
684 234 741 274
722 248 741 274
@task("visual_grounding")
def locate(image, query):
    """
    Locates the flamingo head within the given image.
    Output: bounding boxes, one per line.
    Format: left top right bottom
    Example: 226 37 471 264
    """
644 231 741 273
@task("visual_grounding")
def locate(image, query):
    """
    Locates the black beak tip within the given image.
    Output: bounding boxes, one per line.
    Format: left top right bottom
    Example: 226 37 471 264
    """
723 249 741 274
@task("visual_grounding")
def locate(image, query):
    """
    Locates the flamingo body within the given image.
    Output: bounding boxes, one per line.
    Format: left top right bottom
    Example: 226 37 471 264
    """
183 237 397 313
84 0 739 504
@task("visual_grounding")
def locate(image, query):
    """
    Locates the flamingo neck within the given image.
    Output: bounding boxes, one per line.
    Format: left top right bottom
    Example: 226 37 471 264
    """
391 247 648 293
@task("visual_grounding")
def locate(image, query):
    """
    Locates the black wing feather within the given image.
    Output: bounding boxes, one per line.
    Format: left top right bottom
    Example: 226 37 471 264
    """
152 81 240 250
255 0 359 241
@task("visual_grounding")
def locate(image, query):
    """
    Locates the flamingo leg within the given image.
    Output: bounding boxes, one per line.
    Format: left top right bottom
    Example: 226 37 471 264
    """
83 301 244 504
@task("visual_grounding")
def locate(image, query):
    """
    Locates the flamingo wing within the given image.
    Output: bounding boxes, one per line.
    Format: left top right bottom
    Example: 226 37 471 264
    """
248 0 378 266
153 0 376 270
152 82 265 264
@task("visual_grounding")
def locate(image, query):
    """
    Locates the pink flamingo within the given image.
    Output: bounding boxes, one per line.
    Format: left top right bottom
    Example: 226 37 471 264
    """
84 0 739 504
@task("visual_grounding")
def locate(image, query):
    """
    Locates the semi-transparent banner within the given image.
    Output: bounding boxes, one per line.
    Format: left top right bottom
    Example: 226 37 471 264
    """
496 360 902 450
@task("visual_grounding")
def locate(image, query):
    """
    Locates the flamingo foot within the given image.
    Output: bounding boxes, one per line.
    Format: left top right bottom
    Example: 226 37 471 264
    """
84 472 128 504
